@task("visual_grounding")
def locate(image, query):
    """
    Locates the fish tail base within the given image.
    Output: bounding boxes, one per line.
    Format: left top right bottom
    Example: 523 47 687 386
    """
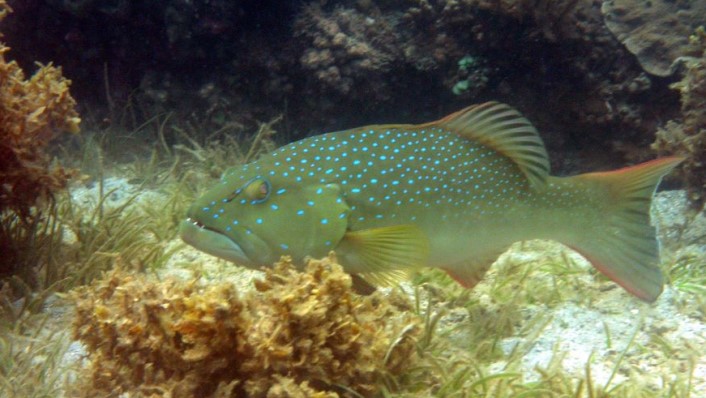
567 157 684 302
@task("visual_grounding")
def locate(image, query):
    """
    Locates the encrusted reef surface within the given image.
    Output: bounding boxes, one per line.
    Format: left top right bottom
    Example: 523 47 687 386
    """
71 255 420 398
0 0 685 173
602 0 706 76
653 29 706 207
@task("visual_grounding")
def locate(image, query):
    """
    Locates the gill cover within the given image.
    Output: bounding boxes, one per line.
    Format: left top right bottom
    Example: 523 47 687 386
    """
182 172 351 267
260 182 351 264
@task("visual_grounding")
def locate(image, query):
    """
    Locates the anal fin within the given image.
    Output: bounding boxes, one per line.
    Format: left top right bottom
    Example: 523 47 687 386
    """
442 248 508 289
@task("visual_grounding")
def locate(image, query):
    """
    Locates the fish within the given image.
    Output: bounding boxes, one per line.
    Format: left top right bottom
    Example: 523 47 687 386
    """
180 102 683 302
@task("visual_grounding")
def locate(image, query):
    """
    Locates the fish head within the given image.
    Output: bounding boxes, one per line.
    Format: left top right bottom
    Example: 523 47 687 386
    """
180 164 351 267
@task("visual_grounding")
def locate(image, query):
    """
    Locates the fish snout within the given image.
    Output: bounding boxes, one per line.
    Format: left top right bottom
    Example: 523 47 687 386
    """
179 218 254 265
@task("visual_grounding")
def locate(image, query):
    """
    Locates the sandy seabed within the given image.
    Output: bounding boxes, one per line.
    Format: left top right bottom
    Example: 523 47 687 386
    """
7 177 706 396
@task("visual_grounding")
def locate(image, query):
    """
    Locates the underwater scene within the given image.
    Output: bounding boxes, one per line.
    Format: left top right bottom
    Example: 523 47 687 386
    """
1 0 706 396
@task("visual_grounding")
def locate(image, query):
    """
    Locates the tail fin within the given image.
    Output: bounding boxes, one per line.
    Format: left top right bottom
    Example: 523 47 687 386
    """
569 157 683 302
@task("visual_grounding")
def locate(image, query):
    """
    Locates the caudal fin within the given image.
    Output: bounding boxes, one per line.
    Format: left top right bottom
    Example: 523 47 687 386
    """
569 157 683 302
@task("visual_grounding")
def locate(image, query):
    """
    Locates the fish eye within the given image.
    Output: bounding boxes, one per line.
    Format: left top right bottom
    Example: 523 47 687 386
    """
243 178 270 204
224 177 271 204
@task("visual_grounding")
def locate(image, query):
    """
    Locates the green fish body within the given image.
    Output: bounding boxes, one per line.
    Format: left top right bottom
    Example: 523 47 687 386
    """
180 102 682 302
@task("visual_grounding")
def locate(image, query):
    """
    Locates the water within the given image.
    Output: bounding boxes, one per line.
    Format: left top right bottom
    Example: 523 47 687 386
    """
1 0 704 396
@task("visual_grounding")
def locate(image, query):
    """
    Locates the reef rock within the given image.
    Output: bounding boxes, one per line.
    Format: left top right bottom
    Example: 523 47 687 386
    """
601 0 706 76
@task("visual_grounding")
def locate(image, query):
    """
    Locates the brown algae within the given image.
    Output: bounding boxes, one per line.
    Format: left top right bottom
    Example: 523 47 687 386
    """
71 254 420 397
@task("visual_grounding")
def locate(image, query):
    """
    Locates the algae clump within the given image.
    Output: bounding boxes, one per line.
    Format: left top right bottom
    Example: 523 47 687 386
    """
71 255 420 397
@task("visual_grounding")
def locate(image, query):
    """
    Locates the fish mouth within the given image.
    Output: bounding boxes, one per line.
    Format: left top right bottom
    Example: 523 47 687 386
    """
179 218 252 265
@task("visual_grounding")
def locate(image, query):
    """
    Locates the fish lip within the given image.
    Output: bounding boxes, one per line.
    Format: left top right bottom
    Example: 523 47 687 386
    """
179 218 252 265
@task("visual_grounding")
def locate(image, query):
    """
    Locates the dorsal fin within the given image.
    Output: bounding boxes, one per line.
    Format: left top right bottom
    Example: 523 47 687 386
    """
423 102 550 188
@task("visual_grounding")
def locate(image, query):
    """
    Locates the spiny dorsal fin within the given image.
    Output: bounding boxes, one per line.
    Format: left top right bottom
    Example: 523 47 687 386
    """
425 102 550 188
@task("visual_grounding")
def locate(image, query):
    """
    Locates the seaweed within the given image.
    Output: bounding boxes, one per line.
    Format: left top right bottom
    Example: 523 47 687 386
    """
70 254 420 397
0 0 80 218
0 0 81 295
0 315 75 398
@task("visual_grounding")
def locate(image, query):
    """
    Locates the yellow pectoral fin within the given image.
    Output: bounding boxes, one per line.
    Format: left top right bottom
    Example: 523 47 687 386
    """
352 271 410 292
336 224 430 285
358 270 414 288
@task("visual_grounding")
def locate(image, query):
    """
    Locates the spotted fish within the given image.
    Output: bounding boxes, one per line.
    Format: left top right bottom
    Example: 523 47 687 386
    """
180 102 682 302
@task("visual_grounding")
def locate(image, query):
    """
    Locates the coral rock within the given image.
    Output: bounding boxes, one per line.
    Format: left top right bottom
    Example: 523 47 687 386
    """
653 61 706 205
602 0 706 76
